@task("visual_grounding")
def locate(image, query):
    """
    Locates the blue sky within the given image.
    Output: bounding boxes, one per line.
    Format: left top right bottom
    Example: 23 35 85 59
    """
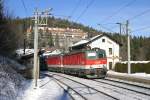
5 0 150 37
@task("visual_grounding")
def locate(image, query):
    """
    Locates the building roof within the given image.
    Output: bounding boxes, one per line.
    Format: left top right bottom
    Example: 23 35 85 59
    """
71 39 89 47
71 34 122 48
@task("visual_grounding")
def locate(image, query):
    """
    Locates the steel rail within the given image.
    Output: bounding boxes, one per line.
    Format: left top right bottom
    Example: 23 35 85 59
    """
44 73 119 100
52 78 76 100
105 78 150 89
43 73 87 100
93 79 150 96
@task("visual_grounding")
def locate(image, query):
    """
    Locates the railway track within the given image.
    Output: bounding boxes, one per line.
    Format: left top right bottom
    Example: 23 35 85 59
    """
42 72 118 100
105 78 150 89
52 77 86 100
42 72 150 100
40 73 84 100
93 78 150 96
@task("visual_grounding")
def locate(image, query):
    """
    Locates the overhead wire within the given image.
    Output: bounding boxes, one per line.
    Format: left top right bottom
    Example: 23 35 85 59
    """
69 0 81 19
97 24 116 33
132 25 150 32
96 0 136 34
128 8 150 21
127 8 150 34
75 0 95 22
20 0 30 27
52 14 70 19
20 0 30 53
100 0 137 23
20 0 28 16
52 1 81 20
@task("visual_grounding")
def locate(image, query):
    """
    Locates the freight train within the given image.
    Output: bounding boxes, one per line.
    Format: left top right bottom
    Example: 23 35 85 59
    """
45 48 107 78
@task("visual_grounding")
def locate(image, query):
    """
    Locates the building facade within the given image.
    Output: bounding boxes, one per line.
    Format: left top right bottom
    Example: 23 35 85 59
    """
26 27 87 51
71 34 120 70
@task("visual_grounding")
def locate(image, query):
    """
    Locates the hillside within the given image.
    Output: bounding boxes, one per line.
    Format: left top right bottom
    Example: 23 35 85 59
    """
13 17 150 61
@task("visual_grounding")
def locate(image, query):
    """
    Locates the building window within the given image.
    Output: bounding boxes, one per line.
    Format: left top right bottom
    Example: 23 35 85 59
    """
109 62 112 70
102 39 105 42
109 48 112 55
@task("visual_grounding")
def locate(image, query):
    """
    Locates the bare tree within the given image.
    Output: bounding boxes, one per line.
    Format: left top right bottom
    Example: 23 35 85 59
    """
0 0 20 56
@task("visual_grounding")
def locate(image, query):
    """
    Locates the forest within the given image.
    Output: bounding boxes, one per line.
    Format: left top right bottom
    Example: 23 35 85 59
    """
0 0 149 60
13 16 150 61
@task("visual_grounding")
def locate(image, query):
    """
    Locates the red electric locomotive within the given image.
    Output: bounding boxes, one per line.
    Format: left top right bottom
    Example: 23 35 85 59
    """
46 49 107 78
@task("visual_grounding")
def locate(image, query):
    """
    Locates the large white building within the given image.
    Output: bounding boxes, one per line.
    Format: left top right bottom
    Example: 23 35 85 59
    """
70 34 121 70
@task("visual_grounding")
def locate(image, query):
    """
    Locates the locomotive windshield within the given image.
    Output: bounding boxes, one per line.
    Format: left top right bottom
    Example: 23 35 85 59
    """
86 52 97 59
97 49 106 58
86 49 106 59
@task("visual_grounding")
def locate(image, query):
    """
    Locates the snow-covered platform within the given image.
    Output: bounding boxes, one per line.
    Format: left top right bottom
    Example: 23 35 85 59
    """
17 76 71 100
107 71 150 85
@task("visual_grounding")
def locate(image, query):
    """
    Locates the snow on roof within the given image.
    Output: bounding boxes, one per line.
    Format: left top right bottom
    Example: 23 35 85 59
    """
71 34 102 47
89 34 102 41
43 49 62 56
72 39 89 47
16 49 34 56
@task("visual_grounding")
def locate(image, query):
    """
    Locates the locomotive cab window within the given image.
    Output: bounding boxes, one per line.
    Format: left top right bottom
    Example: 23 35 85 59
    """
97 50 106 58
86 51 97 59
98 52 106 58
86 50 106 59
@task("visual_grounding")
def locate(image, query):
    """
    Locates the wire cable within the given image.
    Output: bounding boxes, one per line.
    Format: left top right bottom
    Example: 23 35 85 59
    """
52 14 70 19
128 8 150 21
69 0 81 19
101 0 136 23
132 25 150 32
98 24 116 33
20 0 28 16
75 0 95 22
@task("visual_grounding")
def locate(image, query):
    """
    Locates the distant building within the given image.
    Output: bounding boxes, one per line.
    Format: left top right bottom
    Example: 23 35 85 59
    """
26 27 87 50
70 34 121 70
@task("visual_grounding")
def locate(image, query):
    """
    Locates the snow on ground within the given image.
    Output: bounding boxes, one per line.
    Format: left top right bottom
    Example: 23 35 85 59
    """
17 76 71 100
0 56 25 100
108 71 150 79
131 73 150 77
49 72 150 100
119 61 150 64
0 55 71 100
107 71 150 86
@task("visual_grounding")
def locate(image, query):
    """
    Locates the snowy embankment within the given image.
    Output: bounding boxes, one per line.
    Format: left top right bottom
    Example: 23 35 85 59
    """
107 71 150 85
17 76 71 100
0 56 25 100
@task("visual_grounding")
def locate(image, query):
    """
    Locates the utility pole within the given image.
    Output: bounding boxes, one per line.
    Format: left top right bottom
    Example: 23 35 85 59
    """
126 20 131 74
23 34 26 55
33 8 51 87
23 20 27 55
33 8 38 87
116 21 131 74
